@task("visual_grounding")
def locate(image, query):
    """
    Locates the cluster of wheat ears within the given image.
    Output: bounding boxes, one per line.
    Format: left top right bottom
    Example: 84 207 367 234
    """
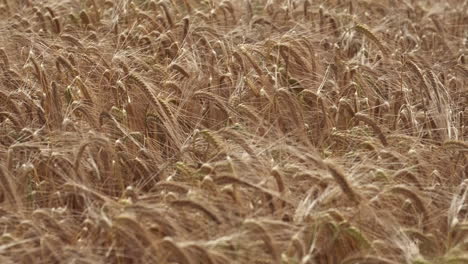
0 0 466 263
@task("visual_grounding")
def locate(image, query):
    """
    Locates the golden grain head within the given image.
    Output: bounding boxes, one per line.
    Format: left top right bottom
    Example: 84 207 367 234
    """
0 0 465 263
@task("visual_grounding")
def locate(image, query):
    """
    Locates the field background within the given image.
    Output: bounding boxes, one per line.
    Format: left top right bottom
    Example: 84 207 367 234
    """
0 0 467 263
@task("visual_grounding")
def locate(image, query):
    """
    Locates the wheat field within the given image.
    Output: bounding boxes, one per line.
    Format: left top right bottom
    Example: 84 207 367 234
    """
0 0 467 263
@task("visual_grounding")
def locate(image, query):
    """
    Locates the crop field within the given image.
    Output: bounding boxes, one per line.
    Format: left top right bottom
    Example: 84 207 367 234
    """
0 0 467 263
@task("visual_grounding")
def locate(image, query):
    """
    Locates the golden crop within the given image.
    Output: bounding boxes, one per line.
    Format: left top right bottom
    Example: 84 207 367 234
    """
0 0 466 263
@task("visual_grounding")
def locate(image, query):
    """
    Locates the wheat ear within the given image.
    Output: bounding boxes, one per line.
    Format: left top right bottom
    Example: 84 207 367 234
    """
0 165 23 208
354 24 389 56
342 255 399 264
443 140 468 151
243 219 280 263
271 166 285 194
184 244 215 264
160 237 193 264
324 161 360 204
170 63 190 79
154 181 189 194
388 186 428 225
171 199 222 224
79 10 91 26
353 112 388 146
392 168 423 190
286 234 305 259
73 77 94 105
0 48 9 70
